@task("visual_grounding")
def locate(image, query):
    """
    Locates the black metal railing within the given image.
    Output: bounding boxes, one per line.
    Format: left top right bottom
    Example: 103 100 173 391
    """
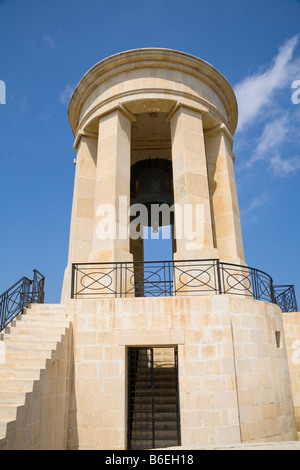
273 285 298 313
71 259 298 312
0 270 45 331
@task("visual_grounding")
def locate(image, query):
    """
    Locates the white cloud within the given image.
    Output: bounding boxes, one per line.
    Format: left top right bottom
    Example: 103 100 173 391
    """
241 192 268 217
234 35 300 131
60 84 75 105
240 192 269 224
248 114 290 166
234 36 300 178
247 193 268 212
245 114 300 176
43 34 55 49
19 95 28 113
270 154 300 177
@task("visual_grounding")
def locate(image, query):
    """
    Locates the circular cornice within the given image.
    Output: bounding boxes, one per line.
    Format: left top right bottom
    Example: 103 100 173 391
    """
68 48 238 136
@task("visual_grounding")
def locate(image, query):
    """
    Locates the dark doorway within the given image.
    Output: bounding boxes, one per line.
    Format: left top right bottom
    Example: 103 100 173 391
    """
127 347 181 450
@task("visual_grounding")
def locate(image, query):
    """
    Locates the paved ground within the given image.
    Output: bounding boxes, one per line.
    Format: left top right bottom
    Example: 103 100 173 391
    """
196 441 300 450
161 439 300 451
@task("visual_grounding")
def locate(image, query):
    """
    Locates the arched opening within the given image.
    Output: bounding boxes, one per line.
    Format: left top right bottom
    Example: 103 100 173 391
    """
129 111 176 296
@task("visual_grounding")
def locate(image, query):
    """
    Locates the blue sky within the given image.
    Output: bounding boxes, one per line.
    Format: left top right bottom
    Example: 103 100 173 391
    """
0 0 300 304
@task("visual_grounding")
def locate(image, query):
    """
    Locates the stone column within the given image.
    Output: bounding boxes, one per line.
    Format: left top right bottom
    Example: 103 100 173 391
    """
61 134 97 301
169 105 218 260
205 125 245 265
90 108 133 264
86 109 134 297
169 105 218 295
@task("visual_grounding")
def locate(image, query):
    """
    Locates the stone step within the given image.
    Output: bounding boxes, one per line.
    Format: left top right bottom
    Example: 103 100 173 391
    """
5 340 59 350
134 391 177 399
137 360 175 367
0 368 41 380
133 395 177 404
130 440 179 450
0 404 18 421
131 429 178 440
135 380 177 389
0 379 35 393
23 307 68 317
2 333 67 343
13 310 69 323
133 401 178 411
154 439 179 449
0 391 26 405
17 309 68 317
153 357 176 364
6 347 57 359
9 318 70 327
131 411 177 421
131 421 178 431
2 323 70 337
4 357 48 369
137 371 176 378
155 411 178 421
0 422 8 439
2 324 69 338
27 303 67 310
135 377 176 384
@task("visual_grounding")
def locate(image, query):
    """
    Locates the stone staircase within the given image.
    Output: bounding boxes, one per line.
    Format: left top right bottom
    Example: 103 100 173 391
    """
130 347 180 450
0 303 72 444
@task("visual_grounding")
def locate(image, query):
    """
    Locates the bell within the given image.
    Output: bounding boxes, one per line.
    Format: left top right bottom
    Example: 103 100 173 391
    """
135 168 174 206
132 167 174 231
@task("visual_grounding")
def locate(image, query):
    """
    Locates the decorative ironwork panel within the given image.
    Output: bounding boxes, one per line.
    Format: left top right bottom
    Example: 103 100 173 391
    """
174 260 219 295
273 285 298 312
219 263 274 302
71 263 119 298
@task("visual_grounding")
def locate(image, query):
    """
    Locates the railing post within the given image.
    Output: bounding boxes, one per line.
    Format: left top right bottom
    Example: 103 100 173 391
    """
71 264 75 299
21 277 31 313
32 269 45 303
120 262 123 298
0 292 7 330
150 348 155 449
216 260 223 295
174 347 181 445
293 288 298 312
168 260 173 296
252 268 259 301
270 279 276 305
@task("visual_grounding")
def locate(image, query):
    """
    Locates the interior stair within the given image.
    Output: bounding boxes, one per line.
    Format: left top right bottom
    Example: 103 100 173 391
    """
0 303 71 441
129 347 180 450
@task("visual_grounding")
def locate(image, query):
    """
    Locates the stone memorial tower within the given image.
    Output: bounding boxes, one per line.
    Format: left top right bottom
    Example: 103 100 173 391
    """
59 49 297 449
0 49 298 450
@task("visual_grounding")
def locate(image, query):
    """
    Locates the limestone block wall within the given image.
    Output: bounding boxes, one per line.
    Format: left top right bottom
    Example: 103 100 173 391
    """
65 295 297 450
282 312 300 433
231 299 296 442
